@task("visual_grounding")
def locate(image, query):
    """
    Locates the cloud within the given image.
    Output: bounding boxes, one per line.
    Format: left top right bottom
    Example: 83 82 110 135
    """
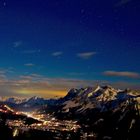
30 73 43 78
0 68 15 79
0 68 15 75
0 73 140 98
41 78 104 90
0 73 105 97
115 0 131 7
103 71 140 79
13 41 22 48
77 52 96 59
109 81 140 90
19 75 33 81
0 74 6 79
0 70 6 74
52 51 63 56
19 74 43 81
24 63 35 67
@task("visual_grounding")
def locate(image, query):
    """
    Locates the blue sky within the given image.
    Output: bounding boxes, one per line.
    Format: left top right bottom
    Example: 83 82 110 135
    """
0 0 140 97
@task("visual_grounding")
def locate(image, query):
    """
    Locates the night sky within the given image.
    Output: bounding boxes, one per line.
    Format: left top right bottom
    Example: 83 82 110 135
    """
0 0 140 98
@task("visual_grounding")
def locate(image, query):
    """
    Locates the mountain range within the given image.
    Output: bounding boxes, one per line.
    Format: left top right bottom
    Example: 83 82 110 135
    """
0 85 140 112
0 85 140 139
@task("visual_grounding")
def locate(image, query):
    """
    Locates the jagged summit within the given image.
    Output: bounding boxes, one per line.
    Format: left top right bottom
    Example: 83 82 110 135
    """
61 85 140 113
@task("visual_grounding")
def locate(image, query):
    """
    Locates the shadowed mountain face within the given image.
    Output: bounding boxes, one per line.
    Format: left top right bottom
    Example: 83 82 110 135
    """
54 86 140 139
0 86 140 139
58 86 140 113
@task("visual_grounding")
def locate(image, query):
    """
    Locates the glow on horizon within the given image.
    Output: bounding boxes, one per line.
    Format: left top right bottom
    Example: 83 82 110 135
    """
14 89 67 98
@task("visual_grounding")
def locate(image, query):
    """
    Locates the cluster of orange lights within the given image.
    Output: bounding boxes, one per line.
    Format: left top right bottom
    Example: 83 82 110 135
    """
0 105 14 113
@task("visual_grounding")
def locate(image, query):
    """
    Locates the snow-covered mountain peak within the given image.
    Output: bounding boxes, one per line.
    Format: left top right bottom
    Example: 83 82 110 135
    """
62 85 140 112
93 85 101 93
27 96 43 101
5 97 26 104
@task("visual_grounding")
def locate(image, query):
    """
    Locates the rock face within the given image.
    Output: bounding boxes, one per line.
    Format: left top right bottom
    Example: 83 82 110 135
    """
54 86 140 140
59 86 140 113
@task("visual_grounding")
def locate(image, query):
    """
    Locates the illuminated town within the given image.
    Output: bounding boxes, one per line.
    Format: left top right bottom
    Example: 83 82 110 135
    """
6 112 81 133
0 106 81 139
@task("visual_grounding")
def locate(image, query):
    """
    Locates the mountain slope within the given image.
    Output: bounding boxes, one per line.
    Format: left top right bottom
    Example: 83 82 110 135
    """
54 86 140 140
60 86 140 112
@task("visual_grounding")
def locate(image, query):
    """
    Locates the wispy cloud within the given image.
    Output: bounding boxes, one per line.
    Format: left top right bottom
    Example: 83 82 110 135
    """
77 52 96 59
19 75 33 81
13 41 22 48
0 74 6 79
0 73 139 98
24 63 35 67
30 73 42 78
103 71 140 79
0 70 6 74
0 73 104 97
52 51 63 56
19 73 43 81
0 68 15 75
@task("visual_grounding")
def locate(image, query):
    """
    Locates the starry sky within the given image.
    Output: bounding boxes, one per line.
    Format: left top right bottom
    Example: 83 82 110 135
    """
0 0 140 98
